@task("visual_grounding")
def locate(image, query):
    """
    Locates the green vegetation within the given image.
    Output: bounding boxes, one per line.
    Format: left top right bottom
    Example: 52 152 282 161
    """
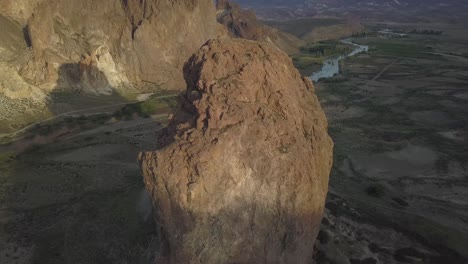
368 40 422 56
113 95 177 120
365 184 386 198
355 37 438 58
351 31 378 38
300 40 353 57
291 55 323 75
21 94 178 138
292 40 355 76
0 152 16 166
410 29 443 35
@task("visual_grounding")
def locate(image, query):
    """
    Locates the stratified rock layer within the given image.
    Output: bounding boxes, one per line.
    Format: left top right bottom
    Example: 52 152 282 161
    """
140 38 333 263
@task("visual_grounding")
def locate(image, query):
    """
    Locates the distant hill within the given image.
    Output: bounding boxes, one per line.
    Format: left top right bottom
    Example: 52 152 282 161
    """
235 0 467 9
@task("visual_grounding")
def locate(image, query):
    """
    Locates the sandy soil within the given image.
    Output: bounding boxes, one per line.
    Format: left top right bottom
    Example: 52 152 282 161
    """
0 114 168 263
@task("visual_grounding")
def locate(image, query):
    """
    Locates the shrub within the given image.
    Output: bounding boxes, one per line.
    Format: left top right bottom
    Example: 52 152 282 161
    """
365 184 386 198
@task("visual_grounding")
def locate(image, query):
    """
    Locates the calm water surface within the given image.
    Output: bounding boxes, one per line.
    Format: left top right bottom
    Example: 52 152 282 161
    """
310 39 369 82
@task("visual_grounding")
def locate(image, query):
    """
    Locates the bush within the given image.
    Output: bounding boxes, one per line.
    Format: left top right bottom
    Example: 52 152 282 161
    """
0 153 16 165
365 184 386 198
38 125 53 136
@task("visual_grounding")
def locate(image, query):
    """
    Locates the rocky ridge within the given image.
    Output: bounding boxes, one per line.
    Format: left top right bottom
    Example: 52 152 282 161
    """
140 38 333 263
18 0 223 92
216 0 304 54
0 0 227 95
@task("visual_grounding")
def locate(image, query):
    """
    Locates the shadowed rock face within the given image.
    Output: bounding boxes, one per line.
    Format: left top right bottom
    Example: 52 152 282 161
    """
140 38 333 263
216 0 266 40
215 0 304 54
1 0 223 91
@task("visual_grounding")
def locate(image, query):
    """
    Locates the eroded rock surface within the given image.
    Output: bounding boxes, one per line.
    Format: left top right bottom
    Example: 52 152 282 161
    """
0 0 225 131
216 0 304 54
1 0 223 92
140 38 333 263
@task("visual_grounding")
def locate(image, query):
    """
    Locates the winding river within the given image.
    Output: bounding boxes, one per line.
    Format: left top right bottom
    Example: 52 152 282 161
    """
310 39 369 82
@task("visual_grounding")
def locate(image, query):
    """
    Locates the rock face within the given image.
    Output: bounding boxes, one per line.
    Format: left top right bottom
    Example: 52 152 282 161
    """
1 0 223 92
216 0 304 54
0 0 45 26
140 38 333 263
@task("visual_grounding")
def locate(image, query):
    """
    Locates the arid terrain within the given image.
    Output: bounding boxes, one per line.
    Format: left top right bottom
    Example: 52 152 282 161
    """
313 22 468 263
1 0 468 263
0 94 177 263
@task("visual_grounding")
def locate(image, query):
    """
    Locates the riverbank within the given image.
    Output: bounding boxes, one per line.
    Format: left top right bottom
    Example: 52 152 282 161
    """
314 28 468 263
310 39 369 82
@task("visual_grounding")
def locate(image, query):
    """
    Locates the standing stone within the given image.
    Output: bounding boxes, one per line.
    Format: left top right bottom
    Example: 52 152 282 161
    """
140 38 333 263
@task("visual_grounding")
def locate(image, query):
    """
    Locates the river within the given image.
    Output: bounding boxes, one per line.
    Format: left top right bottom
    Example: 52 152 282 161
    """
310 39 369 82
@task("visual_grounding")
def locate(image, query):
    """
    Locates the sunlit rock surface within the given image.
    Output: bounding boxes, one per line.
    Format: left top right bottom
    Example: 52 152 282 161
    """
140 38 333 263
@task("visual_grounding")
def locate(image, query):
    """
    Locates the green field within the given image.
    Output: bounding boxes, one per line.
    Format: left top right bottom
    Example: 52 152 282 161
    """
355 37 443 58
292 40 354 76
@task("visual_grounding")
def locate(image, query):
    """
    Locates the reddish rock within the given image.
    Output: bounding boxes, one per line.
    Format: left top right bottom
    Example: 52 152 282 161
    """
216 0 304 54
2 0 225 91
140 38 333 263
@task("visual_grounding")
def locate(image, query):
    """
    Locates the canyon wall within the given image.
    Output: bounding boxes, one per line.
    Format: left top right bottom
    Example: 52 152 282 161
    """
1 0 224 93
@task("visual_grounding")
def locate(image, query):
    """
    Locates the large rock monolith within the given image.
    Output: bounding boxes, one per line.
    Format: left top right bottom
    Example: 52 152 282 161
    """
140 38 333 263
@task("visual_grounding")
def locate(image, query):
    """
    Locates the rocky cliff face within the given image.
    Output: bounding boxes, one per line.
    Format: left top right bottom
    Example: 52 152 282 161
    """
0 0 45 26
216 0 304 54
1 0 223 93
140 38 333 263
0 0 227 132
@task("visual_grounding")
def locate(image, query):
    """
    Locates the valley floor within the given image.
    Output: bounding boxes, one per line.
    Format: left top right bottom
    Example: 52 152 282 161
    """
315 25 468 264
0 21 467 264
0 95 176 263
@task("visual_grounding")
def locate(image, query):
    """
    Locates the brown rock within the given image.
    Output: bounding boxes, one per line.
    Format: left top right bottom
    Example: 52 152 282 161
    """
0 0 45 26
3 0 225 91
216 0 304 54
140 38 333 263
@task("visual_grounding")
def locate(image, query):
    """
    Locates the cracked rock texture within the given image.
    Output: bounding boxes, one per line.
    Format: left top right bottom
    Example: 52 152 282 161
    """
216 0 304 54
1 0 224 92
140 38 333 263
0 0 225 131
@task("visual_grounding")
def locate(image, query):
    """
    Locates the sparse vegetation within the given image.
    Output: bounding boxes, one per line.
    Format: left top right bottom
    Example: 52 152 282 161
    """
365 184 386 198
410 29 443 35
300 40 353 57
0 152 16 166
291 55 323 75
353 37 440 58
317 24 468 261
113 95 177 120
293 40 361 76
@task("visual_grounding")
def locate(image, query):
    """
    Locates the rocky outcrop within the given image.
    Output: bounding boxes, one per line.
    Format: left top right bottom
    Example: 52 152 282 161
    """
216 0 266 40
140 38 333 263
1 0 224 92
0 0 45 26
216 0 304 54
0 0 227 131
